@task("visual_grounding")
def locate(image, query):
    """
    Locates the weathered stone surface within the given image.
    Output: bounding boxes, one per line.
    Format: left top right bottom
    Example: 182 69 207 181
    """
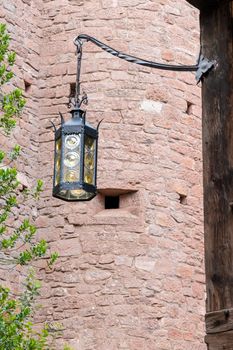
99 254 115 264
140 99 165 114
115 255 133 267
84 269 112 283
50 238 82 257
2 0 205 349
135 256 155 272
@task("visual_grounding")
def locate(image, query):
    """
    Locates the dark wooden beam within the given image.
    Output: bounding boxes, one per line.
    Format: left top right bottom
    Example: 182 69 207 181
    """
186 0 219 10
201 0 233 348
185 0 204 9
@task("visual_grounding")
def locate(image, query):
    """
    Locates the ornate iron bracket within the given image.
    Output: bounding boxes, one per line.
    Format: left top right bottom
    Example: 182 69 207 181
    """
74 34 215 84
195 54 215 83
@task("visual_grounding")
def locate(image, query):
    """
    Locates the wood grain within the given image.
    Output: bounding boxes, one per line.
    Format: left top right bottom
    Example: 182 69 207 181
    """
206 330 233 349
201 0 233 315
206 308 233 333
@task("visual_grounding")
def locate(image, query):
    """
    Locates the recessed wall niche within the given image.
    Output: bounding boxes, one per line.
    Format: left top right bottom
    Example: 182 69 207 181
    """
105 195 120 209
24 80 31 92
92 188 143 226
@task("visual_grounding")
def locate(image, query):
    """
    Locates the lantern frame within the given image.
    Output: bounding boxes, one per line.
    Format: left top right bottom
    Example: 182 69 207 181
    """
52 107 98 202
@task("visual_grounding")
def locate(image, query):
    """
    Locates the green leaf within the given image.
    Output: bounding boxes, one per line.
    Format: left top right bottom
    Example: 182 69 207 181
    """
0 22 72 350
7 51 16 66
0 150 5 163
9 145 21 161
33 179 43 199
48 252 59 267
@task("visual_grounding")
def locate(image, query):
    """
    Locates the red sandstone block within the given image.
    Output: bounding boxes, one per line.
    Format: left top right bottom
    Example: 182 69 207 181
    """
192 282 205 300
35 215 49 228
135 256 155 272
162 49 174 62
168 328 184 340
84 269 112 283
50 238 82 257
115 255 133 267
111 70 129 81
99 254 115 264
176 265 194 279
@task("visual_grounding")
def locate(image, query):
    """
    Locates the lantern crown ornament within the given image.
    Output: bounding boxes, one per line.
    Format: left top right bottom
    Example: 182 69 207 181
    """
52 39 100 201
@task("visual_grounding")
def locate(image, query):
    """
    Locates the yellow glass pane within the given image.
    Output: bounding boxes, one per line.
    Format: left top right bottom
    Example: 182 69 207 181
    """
85 152 94 170
57 189 95 200
56 157 60 169
56 138 61 152
55 153 61 186
65 170 79 182
64 152 79 168
55 173 60 186
70 189 85 197
84 169 94 184
85 136 95 151
69 190 93 200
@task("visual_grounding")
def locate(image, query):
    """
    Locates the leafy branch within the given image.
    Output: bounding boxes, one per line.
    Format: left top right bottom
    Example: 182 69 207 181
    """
0 22 72 350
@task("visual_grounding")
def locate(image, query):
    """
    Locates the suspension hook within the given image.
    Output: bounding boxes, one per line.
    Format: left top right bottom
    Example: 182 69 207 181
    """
73 38 83 54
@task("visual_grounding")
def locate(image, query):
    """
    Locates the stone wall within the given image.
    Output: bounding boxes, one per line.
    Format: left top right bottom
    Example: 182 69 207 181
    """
2 0 206 349
0 0 43 291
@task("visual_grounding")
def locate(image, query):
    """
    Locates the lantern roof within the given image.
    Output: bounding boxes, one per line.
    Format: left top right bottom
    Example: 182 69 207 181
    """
63 108 84 127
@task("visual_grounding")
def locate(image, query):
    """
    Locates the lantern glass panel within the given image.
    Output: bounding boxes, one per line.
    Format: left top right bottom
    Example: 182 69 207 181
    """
63 133 81 183
58 189 95 201
69 189 94 200
55 137 62 186
84 135 96 185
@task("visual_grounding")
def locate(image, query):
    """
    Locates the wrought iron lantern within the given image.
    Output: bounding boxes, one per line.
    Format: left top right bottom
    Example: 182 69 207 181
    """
52 34 214 202
52 39 99 201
